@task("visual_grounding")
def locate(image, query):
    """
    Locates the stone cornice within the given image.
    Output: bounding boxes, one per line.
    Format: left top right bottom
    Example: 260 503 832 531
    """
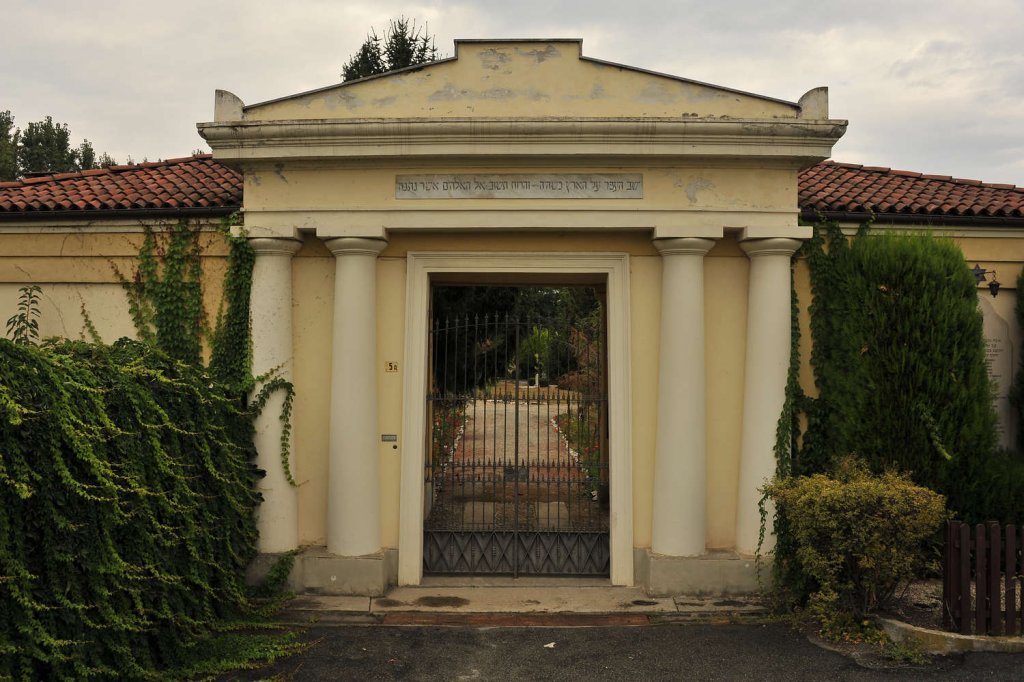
198 117 847 164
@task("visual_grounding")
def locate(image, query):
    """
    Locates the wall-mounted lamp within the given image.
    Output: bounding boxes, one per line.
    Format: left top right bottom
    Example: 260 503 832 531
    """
972 264 1001 297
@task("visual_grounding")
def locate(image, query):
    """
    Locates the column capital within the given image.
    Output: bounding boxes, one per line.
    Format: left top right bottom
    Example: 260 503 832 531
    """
739 237 802 258
248 237 303 256
324 237 388 257
652 237 716 257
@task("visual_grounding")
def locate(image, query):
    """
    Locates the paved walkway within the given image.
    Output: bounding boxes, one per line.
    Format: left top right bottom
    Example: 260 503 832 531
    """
281 584 766 626
455 397 581 474
436 395 605 531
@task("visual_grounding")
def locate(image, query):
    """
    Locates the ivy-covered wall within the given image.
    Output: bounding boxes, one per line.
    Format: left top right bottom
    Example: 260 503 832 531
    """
0 338 260 679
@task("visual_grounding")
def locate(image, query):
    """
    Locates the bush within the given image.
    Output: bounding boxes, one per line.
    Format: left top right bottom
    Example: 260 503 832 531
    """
764 460 946 637
798 223 1007 522
0 338 260 679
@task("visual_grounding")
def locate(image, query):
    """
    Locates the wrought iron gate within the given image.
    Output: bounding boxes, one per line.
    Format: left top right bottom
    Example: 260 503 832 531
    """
423 310 610 576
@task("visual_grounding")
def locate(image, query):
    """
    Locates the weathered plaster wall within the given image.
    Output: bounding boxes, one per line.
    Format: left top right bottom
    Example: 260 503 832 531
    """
286 230 751 552
0 228 228 346
0 223 758 554
239 162 799 240
7 223 1020 556
704 237 750 548
243 40 800 122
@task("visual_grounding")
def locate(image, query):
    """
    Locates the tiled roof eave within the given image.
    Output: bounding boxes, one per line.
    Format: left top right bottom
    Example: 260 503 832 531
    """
800 208 1024 229
0 205 239 223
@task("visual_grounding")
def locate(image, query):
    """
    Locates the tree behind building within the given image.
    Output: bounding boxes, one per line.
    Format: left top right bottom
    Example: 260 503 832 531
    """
341 17 438 81
0 111 19 181
0 111 118 180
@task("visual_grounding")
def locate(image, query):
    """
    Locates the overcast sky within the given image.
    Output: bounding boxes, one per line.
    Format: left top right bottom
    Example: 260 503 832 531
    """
3 0 1021 185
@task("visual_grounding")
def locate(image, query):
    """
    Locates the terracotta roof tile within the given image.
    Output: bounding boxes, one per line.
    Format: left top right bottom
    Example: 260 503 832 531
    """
799 161 1024 221
2 155 1021 225
0 154 241 217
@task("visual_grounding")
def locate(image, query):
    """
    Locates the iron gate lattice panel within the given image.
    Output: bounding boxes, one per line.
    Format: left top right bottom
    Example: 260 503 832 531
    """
423 531 610 575
424 311 610 576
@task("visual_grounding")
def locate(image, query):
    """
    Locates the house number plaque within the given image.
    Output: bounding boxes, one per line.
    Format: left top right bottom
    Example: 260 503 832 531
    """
396 174 643 199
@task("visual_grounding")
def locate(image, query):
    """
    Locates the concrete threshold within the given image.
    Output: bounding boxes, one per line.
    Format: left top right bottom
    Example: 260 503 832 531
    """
278 581 767 626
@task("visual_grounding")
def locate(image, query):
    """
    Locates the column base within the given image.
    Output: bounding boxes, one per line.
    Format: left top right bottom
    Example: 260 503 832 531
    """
247 546 398 597
634 548 770 597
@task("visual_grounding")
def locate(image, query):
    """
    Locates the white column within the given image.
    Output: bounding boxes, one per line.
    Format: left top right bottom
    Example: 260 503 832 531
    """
735 238 801 556
249 237 302 553
651 237 715 557
324 237 387 556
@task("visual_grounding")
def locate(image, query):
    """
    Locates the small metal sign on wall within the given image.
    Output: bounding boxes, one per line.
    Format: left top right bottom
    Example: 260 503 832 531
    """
423 310 610 576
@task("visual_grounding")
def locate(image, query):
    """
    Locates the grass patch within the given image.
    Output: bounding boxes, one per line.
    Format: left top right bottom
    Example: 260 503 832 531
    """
166 628 312 681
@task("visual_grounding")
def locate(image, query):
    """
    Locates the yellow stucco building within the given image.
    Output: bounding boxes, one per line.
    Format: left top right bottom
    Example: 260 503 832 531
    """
2 40 1022 596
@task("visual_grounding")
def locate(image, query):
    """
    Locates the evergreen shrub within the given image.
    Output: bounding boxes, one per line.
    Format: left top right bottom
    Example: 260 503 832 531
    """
765 460 946 637
797 222 1013 522
0 338 260 679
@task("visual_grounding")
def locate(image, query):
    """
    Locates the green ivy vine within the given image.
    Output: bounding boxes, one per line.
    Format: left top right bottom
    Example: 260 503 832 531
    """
115 222 205 365
117 216 297 486
0 338 262 679
0 215 307 678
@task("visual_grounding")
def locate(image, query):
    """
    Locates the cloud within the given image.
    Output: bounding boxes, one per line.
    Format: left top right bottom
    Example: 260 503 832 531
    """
2 0 1021 184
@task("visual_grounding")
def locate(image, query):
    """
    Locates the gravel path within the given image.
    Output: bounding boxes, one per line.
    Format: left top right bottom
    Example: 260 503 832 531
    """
456 396 578 475
429 390 607 532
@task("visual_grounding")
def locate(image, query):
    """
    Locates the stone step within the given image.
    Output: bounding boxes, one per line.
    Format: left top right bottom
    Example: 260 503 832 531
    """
276 585 768 626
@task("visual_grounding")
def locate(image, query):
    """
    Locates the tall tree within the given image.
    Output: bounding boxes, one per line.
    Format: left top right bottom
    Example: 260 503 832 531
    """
96 151 118 168
18 116 78 175
76 140 96 170
0 111 19 181
1 114 117 178
341 17 438 81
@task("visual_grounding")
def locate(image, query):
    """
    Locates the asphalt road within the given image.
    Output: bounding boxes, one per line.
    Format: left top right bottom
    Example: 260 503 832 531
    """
234 623 1024 681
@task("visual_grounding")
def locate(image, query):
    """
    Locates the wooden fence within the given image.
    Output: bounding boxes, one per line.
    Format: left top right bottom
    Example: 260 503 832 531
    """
943 521 1023 635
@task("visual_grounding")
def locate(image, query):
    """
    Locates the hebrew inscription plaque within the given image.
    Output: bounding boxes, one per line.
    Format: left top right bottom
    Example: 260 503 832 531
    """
981 297 1014 449
396 174 643 199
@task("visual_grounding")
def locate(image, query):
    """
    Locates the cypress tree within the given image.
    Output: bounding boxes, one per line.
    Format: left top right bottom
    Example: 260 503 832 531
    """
800 225 1001 519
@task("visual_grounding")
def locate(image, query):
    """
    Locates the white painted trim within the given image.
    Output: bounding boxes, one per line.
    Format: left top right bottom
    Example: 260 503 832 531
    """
201 118 846 163
241 207 796 239
399 252 633 586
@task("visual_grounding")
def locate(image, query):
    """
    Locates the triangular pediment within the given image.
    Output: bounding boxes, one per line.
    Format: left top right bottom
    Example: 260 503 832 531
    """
240 39 801 121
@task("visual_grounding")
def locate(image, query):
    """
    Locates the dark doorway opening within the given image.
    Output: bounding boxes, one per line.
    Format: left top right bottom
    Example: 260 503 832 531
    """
423 285 610 576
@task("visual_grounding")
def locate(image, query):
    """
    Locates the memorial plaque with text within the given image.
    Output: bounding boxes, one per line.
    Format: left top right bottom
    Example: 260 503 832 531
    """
396 174 643 199
981 298 1015 449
